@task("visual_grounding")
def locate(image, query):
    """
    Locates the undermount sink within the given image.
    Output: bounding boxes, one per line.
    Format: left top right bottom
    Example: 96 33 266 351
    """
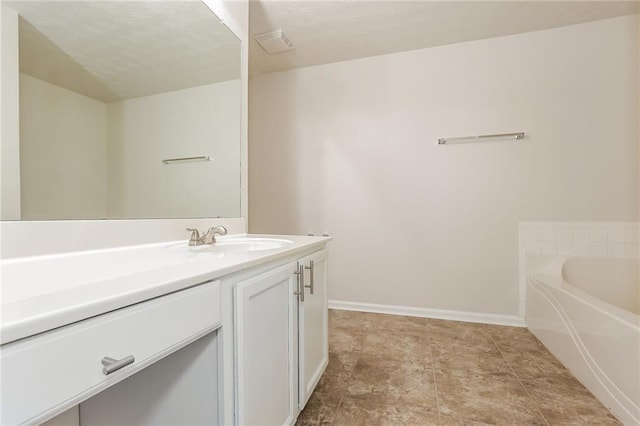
168 236 293 254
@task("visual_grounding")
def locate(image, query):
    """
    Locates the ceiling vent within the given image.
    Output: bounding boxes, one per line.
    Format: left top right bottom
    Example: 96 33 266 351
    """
254 30 294 54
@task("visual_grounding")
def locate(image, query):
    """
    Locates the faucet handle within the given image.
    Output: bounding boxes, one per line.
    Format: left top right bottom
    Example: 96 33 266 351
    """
186 228 201 240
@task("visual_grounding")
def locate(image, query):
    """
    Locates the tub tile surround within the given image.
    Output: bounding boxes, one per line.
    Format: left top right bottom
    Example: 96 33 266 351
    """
520 222 639 259
296 310 621 425
517 222 639 316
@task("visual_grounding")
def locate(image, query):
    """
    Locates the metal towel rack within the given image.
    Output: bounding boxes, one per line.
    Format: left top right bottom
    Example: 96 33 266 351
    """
438 132 525 145
162 156 212 165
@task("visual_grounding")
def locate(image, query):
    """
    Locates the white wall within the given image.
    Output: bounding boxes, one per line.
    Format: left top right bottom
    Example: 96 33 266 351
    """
20 74 108 220
107 80 241 219
0 6 20 220
249 16 639 318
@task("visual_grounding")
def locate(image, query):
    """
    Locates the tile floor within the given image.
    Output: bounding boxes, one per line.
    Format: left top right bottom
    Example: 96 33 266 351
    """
296 310 621 426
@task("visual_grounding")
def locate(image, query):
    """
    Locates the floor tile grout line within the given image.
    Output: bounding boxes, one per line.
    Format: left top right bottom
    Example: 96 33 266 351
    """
330 395 344 426
425 318 444 423
487 333 521 380
327 316 365 426
332 358 357 425
488 333 551 426
490 333 593 391
498 335 614 425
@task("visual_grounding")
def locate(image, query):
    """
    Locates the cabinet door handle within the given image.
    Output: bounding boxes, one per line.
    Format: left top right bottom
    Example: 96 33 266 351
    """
304 260 314 295
102 355 135 375
294 264 304 302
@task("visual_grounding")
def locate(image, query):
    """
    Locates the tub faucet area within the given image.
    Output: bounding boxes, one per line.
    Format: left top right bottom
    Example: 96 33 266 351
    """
187 226 228 246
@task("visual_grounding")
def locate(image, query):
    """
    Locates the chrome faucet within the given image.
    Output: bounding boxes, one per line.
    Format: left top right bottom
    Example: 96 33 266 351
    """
186 226 228 246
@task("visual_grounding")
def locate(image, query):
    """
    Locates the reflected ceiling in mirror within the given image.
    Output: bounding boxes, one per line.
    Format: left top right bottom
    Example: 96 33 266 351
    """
3 0 242 221
15 0 240 101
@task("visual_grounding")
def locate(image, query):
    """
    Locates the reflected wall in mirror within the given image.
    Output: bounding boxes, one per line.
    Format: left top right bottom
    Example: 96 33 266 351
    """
2 0 241 220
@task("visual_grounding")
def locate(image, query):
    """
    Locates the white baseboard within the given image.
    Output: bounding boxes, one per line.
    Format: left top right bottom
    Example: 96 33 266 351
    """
328 300 526 327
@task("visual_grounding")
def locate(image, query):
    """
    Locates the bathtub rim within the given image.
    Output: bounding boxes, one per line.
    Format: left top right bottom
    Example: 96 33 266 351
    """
527 255 639 328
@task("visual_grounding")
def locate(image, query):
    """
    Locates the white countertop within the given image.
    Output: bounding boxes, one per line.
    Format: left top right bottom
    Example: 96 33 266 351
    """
0 234 330 345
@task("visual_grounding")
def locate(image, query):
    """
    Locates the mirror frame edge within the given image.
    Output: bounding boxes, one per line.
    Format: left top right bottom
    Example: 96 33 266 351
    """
202 0 250 223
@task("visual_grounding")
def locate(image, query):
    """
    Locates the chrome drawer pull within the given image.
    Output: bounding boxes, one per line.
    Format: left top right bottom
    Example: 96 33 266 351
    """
102 355 135 375
294 264 304 302
304 260 314 295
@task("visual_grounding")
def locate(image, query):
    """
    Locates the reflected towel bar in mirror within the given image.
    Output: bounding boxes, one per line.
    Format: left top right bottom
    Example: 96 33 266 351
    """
438 132 525 145
162 156 212 165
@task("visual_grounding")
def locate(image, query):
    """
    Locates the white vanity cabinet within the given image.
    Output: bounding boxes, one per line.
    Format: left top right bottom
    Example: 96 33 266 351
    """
0 281 222 425
230 248 329 425
1 236 329 426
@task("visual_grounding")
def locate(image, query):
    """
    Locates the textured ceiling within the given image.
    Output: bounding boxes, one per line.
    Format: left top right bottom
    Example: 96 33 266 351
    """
5 1 240 103
250 0 640 75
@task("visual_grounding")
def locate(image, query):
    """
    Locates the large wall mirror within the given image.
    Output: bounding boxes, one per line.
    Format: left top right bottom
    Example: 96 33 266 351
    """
3 0 241 220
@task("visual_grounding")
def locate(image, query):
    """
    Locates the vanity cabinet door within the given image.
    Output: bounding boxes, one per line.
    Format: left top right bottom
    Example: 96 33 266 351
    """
298 249 329 409
234 262 297 426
